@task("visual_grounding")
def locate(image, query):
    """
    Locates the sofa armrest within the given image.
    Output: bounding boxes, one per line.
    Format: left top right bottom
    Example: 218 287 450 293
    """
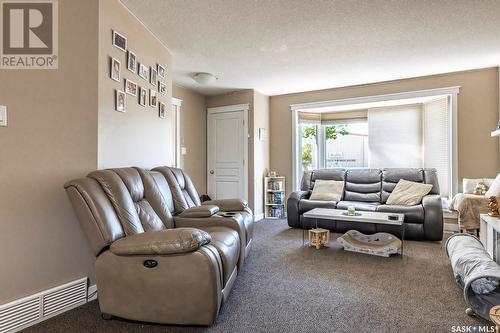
179 205 219 218
174 215 245 244
110 228 211 256
174 214 246 269
286 191 310 228
422 194 443 241
202 199 250 213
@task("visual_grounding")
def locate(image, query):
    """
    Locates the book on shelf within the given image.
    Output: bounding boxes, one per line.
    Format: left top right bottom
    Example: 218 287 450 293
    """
267 180 283 191
268 192 284 205
267 205 284 218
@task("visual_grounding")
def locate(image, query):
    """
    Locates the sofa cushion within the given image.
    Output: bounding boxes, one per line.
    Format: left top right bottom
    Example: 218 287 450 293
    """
343 169 382 202
197 226 240 287
336 201 380 212
386 179 433 205
299 199 337 214
236 211 254 246
463 178 495 194
382 168 430 203
485 173 500 197
110 228 211 256
376 204 424 224
310 180 344 201
307 169 346 191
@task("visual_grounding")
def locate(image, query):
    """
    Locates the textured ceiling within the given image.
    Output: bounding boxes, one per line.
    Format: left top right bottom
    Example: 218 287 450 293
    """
121 0 500 96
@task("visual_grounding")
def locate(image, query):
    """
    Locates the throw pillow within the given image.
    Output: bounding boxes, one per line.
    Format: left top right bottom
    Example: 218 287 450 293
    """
473 182 488 195
463 178 495 194
386 179 433 206
309 180 344 201
463 179 483 194
485 174 500 197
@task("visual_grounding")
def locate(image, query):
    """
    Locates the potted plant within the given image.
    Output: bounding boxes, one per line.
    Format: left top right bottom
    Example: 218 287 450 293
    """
302 143 313 170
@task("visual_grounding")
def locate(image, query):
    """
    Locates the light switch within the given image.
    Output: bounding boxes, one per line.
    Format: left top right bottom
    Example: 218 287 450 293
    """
181 146 187 155
0 105 6 127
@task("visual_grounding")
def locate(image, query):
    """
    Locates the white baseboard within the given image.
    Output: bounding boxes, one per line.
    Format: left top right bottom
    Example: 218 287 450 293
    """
254 213 264 221
87 284 98 301
0 278 96 333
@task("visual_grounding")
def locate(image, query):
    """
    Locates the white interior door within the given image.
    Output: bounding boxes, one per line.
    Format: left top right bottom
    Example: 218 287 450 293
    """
207 106 248 200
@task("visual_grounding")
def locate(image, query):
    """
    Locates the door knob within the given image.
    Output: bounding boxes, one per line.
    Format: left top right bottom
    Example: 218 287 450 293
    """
210 170 214 174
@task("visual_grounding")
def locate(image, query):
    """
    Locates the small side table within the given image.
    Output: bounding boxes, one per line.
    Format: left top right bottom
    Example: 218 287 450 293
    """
308 228 330 249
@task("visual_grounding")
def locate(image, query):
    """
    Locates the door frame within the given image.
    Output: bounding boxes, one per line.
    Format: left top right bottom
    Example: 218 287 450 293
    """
207 104 249 201
172 97 182 168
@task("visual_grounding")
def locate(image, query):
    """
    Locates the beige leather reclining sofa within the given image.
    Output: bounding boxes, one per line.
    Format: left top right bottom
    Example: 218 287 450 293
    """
64 166 253 326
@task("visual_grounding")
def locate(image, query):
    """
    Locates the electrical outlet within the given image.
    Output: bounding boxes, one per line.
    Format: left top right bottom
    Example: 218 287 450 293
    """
0 105 7 127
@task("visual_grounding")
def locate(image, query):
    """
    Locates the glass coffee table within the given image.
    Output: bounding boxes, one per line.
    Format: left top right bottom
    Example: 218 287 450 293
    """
302 208 406 256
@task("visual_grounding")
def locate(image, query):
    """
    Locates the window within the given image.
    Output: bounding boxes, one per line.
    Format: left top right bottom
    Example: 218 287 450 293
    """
292 88 458 198
299 120 368 175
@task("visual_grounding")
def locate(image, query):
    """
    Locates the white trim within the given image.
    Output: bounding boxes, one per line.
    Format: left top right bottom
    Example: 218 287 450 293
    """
290 86 461 111
88 284 98 302
207 104 249 202
254 213 264 221
172 98 183 168
450 93 459 196
207 104 250 114
291 109 299 191
172 97 182 107
291 86 461 194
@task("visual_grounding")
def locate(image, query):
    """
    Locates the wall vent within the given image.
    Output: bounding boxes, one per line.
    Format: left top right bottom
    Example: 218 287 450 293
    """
0 278 88 333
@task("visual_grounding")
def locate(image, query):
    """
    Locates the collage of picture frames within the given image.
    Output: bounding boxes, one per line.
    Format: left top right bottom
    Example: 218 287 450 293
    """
110 30 168 119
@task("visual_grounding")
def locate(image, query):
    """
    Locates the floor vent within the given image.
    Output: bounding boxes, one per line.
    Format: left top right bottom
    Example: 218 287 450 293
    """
0 278 88 333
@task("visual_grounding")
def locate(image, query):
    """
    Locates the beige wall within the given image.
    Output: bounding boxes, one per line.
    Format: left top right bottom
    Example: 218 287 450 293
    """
98 0 173 169
270 67 500 196
173 85 207 193
0 0 99 303
252 91 270 217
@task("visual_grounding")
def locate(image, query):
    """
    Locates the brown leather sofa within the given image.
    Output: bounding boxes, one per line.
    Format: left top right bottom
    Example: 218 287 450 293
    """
64 166 253 326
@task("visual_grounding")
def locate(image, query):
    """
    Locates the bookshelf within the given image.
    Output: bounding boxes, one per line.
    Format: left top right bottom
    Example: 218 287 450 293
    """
264 176 286 219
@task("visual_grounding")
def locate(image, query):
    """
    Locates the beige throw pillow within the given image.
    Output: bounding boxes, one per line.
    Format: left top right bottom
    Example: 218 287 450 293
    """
386 179 433 206
310 180 344 201
463 178 495 194
485 174 500 197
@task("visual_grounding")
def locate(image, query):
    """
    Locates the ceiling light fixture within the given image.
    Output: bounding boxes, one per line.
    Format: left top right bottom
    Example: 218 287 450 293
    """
192 72 217 85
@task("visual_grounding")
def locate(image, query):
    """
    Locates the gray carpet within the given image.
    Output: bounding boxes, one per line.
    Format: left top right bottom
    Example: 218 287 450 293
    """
23 219 486 333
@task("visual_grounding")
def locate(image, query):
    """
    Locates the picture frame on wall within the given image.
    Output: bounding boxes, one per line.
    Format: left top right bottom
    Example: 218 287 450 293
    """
110 57 120 82
150 67 157 85
159 102 166 119
112 30 127 52
115 90 126 112
125 79 138 96
157 64 166 78
138 63 149 81
149 89 157 107
127 50 137 72
158 82 167 95
139 87 147 106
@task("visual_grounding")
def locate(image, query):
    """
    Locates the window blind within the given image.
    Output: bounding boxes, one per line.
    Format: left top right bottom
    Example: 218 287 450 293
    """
423 97 450 197
368 104 423 168
298 110 367 124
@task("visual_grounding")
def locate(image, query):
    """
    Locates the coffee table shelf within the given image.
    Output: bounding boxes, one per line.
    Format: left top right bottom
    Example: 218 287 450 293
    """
302 208 406 257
